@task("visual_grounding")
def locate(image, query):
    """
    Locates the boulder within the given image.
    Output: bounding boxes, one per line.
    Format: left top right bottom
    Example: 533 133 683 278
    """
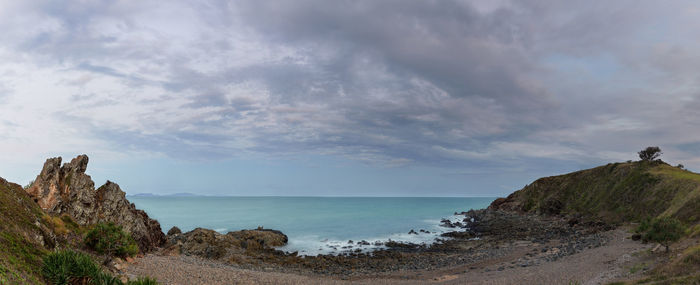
167 226 182 236
25 155 165 251
227 229 288 247
166 228 288 260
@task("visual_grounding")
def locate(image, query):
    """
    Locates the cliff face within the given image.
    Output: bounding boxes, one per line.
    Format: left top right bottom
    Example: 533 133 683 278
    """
490 161 700 225
25 155 165 251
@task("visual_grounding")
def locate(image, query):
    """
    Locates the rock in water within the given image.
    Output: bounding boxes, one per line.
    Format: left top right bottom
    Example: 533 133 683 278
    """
25 155 165 251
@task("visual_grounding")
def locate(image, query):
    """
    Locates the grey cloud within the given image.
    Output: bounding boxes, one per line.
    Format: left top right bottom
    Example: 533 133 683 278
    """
6 0 700 170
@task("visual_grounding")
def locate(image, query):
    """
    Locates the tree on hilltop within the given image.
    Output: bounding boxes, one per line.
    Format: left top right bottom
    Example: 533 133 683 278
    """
638 146 662 161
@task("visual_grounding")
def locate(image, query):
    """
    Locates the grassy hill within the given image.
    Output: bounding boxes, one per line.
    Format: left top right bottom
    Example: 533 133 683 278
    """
491 160 700 225
0 177 49 284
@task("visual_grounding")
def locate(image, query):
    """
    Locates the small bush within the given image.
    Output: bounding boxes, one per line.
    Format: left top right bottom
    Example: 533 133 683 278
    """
84 223 139 258
643 217 685 252
635 217 652 234
42 250 102 285
94 271 124 285
42 250 158 285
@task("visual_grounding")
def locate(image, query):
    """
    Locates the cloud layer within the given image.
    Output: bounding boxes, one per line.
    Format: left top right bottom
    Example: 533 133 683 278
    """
2 1 700 190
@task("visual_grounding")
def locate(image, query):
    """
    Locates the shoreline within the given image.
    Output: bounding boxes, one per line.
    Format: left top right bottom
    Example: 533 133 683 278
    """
120 208 650 284
121 209 653 284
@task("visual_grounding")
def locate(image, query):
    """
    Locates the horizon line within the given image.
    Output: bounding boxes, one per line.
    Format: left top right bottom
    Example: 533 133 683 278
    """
126 193 500 198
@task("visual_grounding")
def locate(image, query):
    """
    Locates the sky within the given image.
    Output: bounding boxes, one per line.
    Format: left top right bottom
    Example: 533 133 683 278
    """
1 1 700 197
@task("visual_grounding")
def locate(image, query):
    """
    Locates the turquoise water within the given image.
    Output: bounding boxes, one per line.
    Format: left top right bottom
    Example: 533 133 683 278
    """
129 196 494 255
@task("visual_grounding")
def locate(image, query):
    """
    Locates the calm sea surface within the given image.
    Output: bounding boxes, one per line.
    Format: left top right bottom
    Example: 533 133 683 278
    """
129 196 495 255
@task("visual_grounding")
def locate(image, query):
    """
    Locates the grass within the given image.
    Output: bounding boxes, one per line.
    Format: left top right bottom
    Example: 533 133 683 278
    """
0 177 50 284
629 262 648 274
682 244 700 265
508 161 700 224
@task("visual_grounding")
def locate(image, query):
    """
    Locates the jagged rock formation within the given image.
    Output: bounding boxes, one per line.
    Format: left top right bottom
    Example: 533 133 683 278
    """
25 155 165 251
164 228 288 259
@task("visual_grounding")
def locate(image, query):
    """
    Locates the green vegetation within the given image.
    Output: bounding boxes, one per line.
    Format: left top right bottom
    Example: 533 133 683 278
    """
641 217 685 253
638 146 662 161
635 244 700 284
495 154 700 284
41 250 102 285
127 277 159 285
683 245 700 265
42 250 158 285
84 223 139 258
629 262 648 274
0 177 49 284
503 161 700 225
23 180 34 190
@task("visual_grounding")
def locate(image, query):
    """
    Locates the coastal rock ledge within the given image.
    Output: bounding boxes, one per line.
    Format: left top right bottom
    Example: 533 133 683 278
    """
164 227 288 260
25 155 166 251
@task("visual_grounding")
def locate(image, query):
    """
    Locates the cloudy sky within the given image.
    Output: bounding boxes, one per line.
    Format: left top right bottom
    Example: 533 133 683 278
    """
1 1 699 196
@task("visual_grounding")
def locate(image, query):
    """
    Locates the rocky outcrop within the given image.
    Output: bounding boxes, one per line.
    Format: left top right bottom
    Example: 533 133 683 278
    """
25 155 165 251
164 228 288 259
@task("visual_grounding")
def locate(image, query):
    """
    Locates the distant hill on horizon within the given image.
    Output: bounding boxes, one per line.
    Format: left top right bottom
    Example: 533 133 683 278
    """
128 192 200 197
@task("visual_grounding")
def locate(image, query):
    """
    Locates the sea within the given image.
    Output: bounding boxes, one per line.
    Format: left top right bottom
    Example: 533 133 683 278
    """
129 196 495 256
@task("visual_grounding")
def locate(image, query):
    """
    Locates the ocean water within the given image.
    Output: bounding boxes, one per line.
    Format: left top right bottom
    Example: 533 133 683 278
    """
129 196 495 255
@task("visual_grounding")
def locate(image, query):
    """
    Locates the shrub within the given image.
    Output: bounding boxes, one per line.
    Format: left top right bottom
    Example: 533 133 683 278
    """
84 223 139 258
635 217 652 234
94 271 124 285
42 250 102 285
643 217 685 252
42 250 158 285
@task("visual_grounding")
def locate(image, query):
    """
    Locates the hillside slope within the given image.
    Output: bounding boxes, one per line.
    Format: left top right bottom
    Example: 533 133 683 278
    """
490 161 700 225
0 177 53 284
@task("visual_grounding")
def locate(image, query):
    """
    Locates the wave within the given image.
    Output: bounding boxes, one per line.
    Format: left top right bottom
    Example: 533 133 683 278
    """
278 214 468 256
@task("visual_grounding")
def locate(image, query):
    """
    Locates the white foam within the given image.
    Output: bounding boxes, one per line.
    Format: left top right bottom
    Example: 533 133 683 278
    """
277 214 468 256
214 228 227 233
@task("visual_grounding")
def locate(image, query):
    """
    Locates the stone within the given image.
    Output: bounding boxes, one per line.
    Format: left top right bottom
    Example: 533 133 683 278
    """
25 155 165 252
166 227 288 260
167 226 182 236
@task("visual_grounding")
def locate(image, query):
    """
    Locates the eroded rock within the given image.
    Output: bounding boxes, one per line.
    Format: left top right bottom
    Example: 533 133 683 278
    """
25 155 165 251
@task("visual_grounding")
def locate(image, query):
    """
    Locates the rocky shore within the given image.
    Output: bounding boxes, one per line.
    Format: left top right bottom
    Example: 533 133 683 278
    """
117 208 638 285
116 208 612 280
